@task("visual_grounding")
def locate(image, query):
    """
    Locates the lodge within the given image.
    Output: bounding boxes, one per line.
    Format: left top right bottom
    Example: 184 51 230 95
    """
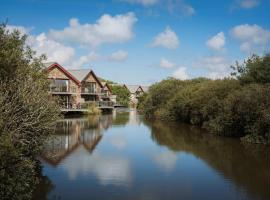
123 84 149 106
44 62 115 109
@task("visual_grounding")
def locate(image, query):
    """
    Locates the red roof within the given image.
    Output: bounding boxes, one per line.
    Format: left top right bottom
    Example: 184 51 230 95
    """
45 62 81 86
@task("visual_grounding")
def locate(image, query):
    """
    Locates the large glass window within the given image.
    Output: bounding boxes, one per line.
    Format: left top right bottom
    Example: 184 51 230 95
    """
49 79 69 92
83 82 96 93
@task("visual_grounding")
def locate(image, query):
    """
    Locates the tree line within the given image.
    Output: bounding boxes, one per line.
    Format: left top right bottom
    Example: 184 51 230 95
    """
139 54 270 144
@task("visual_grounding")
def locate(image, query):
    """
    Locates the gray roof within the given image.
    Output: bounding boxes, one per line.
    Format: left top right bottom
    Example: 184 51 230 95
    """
43 62 56 68
125 85 142 93
67 69 92 82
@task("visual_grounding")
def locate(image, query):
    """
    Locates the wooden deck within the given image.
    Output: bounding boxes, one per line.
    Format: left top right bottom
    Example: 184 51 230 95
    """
61 101 115 114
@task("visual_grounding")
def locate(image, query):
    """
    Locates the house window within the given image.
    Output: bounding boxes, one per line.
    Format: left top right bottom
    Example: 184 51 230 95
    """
83 82 96 93
50 79 69 92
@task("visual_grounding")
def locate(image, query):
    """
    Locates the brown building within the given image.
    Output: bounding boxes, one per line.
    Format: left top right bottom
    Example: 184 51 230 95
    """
45 62 114 108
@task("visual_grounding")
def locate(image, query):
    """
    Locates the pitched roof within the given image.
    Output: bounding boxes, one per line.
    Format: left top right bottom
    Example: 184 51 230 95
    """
67 69 91 82
44 62 81 85
124 85 142 93
43 62 56 68
101 82 112 92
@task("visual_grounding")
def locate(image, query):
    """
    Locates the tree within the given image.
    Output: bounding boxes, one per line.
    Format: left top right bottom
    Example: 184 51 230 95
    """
111 85 130 106
0 24 60 200
231 54 270 84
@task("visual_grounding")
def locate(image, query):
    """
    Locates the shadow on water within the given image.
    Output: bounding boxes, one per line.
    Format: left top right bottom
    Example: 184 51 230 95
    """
33 110 270 200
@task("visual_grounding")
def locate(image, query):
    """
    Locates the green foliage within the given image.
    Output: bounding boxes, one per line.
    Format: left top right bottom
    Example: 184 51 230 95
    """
0 24 60 199
231 54 270 84
111 85 130 106
208 84 270 139
82 102 101 115
99 77 116 84
140 55 270 144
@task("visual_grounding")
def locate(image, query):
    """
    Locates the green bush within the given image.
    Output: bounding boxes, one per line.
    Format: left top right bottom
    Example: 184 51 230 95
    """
208 84 270 139
111 85 130 107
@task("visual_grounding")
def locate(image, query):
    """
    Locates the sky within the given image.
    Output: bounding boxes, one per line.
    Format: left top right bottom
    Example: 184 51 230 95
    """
1 0 270 85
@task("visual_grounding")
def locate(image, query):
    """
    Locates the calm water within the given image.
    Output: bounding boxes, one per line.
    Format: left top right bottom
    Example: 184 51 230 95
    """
34 110 270 200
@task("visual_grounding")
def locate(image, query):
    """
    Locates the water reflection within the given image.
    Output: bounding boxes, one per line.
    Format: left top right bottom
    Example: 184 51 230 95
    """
35 110 270 200
148 120 270 200
41 115 110 166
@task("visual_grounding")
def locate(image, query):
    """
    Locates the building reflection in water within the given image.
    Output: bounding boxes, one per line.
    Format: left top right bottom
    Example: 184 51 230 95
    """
41 115 113 166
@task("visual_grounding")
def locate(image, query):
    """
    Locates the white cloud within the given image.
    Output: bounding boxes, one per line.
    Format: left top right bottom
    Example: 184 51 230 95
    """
206 32 226 51
237 0 260 9
172 67 189 80
48 13 137 48
151 26 179 49
160 58 175 68
27 33 75 66
71 52 100 68
231 24 270 53
123 0 158 6
193 56 232 79
108 50 128 62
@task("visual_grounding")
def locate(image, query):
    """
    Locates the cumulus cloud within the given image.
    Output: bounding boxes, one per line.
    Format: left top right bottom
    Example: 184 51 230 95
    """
27 33 75 66
159 58 175 68
48 13 137 48
172 67 189 80
206 32 226 51
108 50 128 62
151 26 179 49
72 52 100 68
193 56 232 79
231 24 270 53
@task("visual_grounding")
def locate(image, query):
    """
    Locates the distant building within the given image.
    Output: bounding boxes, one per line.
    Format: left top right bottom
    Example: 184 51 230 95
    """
123 84 146 106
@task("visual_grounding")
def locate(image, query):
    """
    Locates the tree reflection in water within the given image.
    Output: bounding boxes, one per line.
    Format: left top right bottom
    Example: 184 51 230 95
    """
146 120 270 200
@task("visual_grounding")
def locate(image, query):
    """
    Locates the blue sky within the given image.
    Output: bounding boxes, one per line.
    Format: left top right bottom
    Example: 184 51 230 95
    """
1 0 270 85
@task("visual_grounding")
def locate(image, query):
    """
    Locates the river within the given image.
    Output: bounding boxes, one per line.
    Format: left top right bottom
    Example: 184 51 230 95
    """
33 109 270 200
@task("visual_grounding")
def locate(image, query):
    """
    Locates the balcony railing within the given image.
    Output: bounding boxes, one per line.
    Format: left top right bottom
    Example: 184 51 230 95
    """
81 101 114 108
99 92 110 98
81 88 98 94
49 86 69 93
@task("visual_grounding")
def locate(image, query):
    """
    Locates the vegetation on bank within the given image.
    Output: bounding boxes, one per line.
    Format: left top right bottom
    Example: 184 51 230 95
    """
0 25 60 199
82 102 102 115
139 54 270 144
111 85 130 106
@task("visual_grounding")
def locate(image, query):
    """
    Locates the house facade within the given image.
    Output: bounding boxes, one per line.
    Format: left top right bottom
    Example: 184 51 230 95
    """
123 85 145 106
45 62 115 108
